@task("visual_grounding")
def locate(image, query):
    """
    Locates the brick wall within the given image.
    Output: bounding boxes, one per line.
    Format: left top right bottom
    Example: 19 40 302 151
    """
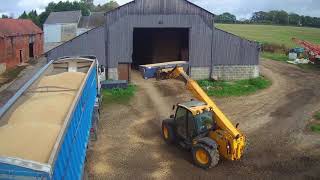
0 63 6 75
0 33 43 69
211 65 259 81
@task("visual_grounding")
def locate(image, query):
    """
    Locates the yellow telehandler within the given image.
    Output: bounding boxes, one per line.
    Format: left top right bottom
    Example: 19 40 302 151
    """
159 66 246 169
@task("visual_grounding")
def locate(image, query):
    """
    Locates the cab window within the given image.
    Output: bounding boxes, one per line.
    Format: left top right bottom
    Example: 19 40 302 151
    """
194 111 214 134
187 112 196 138
175 107 188 139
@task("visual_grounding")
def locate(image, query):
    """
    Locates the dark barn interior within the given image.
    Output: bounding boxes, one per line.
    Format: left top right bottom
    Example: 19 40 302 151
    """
132 28 189 67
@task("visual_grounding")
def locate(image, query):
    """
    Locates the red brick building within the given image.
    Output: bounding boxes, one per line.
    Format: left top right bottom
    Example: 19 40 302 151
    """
0 19 43 70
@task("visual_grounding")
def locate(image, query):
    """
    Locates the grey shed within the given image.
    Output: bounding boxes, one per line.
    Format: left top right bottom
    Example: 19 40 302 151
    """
46 0 260 81
78 12 105 29
44 11 82 24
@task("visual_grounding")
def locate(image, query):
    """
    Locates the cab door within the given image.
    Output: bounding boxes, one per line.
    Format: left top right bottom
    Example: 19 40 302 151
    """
174 107 188 140
187 111 196 141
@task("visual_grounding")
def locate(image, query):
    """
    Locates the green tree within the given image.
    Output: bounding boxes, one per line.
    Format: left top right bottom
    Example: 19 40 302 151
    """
215 12 237 23
28 10 41 27
18 10 41 27
94 0 119 12
19 11 28 19
251 11 269 23
274 11 289 24
289 13 301 26
38 1 91 28
1 14 9 18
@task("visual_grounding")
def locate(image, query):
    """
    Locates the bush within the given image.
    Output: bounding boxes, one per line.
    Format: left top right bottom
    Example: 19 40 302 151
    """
261 43 289 54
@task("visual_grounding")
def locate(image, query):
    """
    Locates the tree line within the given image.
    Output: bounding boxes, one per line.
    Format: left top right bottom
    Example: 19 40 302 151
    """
215 10 320 28
1 0 119 28
1 2 319 29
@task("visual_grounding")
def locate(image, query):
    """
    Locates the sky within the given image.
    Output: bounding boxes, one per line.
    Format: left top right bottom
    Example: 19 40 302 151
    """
0 0 320 19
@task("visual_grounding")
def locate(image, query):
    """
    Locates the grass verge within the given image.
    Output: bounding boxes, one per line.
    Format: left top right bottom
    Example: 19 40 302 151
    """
311 124 320 133
0 66 25 86
198 76 271 97
102 85 137 105
314 111 320 120
261 52 288 62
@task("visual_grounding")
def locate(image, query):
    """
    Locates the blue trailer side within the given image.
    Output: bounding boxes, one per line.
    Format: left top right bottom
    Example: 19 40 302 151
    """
51 64 97 179
0 57 99 179
0 158 51 179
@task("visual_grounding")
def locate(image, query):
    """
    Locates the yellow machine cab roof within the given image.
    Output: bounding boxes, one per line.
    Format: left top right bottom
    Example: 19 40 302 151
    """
178 100 213 116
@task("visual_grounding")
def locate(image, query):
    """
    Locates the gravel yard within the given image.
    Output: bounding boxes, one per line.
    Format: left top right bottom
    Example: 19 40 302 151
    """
87 59 320 179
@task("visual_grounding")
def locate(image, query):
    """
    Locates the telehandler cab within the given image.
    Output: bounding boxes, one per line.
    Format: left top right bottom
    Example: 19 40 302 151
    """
159 66 246 169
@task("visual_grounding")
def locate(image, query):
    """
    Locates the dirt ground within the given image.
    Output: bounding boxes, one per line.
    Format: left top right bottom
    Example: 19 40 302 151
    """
87 59 320 179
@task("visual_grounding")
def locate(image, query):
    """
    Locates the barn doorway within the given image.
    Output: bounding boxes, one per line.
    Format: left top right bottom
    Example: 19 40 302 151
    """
132 28 189 68
19 50 23 64
29 43 34 58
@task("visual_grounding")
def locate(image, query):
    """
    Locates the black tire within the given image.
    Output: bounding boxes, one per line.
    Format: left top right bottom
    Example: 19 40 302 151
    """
192 144 220 169
162 121 176 144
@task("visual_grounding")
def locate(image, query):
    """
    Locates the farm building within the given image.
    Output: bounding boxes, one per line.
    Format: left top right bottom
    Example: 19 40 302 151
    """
77 12 105 35
44 11 82 43
44 11 105 44
0 19 43 73
46 0 260 81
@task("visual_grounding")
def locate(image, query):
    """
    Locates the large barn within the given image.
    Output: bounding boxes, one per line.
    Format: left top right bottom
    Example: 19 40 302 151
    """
46 0 260 81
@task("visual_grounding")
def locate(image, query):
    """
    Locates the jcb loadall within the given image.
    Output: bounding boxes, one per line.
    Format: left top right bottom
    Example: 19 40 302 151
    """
160 66 246 169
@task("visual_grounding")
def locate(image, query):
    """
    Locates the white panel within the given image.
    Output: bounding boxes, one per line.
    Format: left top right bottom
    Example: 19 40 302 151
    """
44 24 62 43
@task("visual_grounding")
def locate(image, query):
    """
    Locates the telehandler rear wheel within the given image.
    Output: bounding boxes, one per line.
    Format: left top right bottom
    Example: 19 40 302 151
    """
192 144 219 169
162 121 175 144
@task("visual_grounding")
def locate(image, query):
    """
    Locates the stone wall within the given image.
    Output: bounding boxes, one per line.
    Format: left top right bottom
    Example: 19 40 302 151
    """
211 65 259 81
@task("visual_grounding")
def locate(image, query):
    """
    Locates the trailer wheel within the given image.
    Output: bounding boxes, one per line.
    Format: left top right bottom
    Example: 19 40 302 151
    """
192 144 219 169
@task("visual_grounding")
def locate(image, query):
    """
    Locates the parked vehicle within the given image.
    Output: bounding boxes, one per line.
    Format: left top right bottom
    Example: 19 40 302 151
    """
0 56 102 179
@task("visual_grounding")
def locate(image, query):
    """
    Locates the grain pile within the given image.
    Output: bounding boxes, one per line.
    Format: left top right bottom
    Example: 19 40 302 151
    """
0 72 86 163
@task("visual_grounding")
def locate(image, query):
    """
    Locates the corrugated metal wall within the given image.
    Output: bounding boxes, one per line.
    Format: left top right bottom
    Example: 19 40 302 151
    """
106 15 212 67
212 29 259 65
105 0 214 28
46 26 106 65
46 0 259 68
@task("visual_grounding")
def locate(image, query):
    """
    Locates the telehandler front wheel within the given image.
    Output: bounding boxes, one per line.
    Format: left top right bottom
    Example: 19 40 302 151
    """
162 121 175 144
192 144 219 169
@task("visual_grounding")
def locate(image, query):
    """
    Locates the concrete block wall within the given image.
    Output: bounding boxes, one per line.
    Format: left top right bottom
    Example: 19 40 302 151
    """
190 67 211 80
211 65 259 81
107 68 118 80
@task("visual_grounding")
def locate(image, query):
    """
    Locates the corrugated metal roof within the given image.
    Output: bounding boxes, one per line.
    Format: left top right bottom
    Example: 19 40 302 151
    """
78 12 105 29
0 19 42 38
44 10 81 24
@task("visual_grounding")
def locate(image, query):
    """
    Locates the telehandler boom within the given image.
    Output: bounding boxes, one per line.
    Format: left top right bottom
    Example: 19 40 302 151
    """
160 66 246 169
